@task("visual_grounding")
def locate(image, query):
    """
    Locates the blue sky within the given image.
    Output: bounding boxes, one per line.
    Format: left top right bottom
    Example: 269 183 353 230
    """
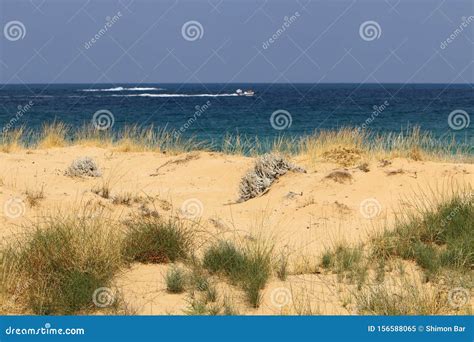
0 0 473 84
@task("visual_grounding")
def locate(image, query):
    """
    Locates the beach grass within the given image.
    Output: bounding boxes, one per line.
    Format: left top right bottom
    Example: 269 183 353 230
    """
122 216 194 264
1 122 471 162
203 240 273 308
355 277 448 315
371 189 473 280
0 210 123 314
316 188 473 315
165 266 187 294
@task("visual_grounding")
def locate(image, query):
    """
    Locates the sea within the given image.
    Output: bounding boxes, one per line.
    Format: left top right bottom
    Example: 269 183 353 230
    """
0 83 472 146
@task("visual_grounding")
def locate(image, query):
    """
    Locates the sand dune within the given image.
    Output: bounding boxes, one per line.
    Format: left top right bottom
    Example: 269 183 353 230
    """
0 147 472 314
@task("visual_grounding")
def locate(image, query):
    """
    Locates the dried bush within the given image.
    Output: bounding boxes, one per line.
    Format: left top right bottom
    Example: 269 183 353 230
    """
238 154 305 202
65 157 102 177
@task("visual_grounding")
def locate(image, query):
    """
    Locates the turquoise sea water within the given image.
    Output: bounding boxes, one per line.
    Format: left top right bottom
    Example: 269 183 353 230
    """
0 83 472 146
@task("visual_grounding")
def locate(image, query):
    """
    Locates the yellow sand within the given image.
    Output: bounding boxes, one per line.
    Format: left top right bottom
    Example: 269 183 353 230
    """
0 147 472 314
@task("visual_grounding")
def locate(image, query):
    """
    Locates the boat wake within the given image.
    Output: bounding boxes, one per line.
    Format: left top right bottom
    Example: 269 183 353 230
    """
110 93 239 97
82 87 164 92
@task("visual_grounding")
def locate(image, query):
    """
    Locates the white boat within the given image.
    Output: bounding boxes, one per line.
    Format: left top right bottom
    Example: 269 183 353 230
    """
236 89 254 96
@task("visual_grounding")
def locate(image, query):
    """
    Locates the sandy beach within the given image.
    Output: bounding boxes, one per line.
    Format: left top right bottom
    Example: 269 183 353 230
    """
1 145 472 315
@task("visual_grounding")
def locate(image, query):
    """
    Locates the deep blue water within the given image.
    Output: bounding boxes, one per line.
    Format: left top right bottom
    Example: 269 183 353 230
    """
0 83 472 144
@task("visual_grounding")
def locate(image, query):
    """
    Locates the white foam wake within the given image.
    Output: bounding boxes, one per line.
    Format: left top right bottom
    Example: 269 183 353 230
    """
82 87 164 92
110 93 239 97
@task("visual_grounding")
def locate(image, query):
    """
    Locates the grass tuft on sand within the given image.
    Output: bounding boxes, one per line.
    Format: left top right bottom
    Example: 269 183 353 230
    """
165 266 187 294
0 211 123 314
372 191 473 279
355 277 448 315
122 216 194 264
203 240 273 308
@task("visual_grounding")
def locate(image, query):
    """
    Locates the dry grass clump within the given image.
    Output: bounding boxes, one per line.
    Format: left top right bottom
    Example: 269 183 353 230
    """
0 127 27 153
25 186 45 207
65 157 102 177
355 278 448 315
300 126 472 164
112 192 145 206
37 121 68 149
0 210 123 314
321 146 362 166
122 216 194 264
238 153 305 202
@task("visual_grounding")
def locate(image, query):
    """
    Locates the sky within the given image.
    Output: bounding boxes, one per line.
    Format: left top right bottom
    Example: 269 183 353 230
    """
0 0 473 84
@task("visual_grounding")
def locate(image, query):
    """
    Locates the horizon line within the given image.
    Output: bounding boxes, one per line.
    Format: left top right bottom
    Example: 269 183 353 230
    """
1 82 473 85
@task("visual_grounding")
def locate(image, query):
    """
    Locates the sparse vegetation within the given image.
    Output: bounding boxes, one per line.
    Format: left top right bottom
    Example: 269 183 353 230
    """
203 240 273 307
0 211 123 314
321 244 368 288
0 123 471 162
92 181 111 199
25 186 45 207
122 216 193 264
112 192 144 206
276 252 289 281
165 266 186 294
371 192 473 279
355 278 447 315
